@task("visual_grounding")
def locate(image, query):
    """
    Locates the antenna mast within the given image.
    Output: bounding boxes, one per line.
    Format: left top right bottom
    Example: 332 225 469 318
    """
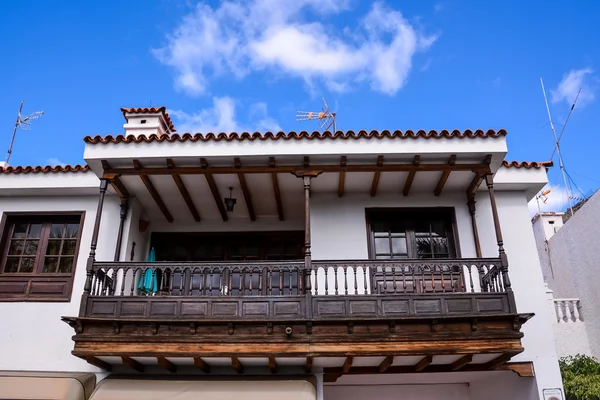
296 98 337 133
5 100 44 164
540 78 574 217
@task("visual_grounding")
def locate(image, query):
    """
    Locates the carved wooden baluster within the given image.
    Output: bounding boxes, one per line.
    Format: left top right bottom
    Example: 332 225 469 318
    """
402 267 407 293
363 266 368 295
200 270 206 296
120 268 127 296
430 267 435 293
268 269 273 295
249 269 253 295
477 265 485 292
334 267 339 295
467 265 474 293
573 300 581 322
392 266 397 294
188 268 194 295
208 270 214 295
411 266 417 293
289 269 293 296
314 267 319 295
421 267 426 293
130 269 136 296
440 266 446 293
353 266 358 295
324 267 329 295
278 268 284 295
176 269 182 296
344 266 348 295
382 266 388 294
259 268 263 296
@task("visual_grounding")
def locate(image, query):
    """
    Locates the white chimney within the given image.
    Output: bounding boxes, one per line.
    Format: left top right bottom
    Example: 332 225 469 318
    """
121 107 176 138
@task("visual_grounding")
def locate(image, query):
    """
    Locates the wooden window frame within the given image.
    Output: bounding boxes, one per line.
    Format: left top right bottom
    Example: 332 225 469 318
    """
0 212 85 302
365 208 461 260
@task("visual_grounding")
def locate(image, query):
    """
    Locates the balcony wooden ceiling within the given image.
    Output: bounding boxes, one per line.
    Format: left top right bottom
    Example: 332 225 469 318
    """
101 154 491 223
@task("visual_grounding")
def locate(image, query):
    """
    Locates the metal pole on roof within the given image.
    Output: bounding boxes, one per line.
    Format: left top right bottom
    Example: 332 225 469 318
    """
5 100 44 165
540 78 573 217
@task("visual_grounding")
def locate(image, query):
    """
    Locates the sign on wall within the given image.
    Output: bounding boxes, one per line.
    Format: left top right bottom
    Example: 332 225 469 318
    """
543 388 564 400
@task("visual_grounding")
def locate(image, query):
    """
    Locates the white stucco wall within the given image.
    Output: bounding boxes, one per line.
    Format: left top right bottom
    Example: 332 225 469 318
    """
311 189 564 399
325 383 470 400
537 191 600 358
0 194 121 372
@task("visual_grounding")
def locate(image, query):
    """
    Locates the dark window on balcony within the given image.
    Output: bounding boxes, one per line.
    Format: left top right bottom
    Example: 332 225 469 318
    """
366 209 457 260
0 214 84 301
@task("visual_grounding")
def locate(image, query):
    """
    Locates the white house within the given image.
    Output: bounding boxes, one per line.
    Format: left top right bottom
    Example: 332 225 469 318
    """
0 107 564 400
533 191 600 359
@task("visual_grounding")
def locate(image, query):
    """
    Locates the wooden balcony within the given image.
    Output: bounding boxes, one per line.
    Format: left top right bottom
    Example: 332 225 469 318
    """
63 258 531 377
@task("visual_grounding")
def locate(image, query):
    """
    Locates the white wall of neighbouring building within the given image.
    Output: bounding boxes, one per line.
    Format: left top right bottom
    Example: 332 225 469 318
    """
0 194 121 373
325 383 470 400
311 188 564 399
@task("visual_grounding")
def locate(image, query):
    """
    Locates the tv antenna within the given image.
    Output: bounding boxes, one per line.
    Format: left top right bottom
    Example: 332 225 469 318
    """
5 100 44 164
535 188 552 214
540 78 578 217
296 97 337 133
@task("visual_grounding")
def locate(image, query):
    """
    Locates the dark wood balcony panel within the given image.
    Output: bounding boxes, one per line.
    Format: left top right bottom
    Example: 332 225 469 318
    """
85 295 307 319
311 293 511 319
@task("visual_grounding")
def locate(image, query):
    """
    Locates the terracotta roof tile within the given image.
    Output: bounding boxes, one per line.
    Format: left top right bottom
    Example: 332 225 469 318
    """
121 106 176 132
502 161 554 169
0 164 90 174
84 129 507 144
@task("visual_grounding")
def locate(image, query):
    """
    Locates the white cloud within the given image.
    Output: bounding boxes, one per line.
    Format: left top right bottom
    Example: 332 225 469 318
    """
153 0 436 96
434 2 444 12
528 184 570 217
169 97 282 133
550 68 596 107
47 158 65 166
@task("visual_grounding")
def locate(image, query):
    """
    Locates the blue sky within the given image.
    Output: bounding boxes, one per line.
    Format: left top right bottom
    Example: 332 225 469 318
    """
0 0 599 211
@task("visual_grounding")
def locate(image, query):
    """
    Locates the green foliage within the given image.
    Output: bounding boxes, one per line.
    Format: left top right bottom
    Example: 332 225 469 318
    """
560 355 600 400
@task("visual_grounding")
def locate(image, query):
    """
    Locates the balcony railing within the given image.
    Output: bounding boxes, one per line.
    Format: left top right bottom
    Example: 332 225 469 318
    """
81 258 514 320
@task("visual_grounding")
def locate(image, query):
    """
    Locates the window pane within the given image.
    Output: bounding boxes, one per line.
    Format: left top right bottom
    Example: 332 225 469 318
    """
24 240 39 256
28 224 42 238
46 240 62 256
12 224 28 238
391 237 407 254
374 238 390 254
415 235 432 256
431 236 449 255
19 257 35 273
4 257 19 273
61 240 77 256
58 257 74 273
43 257 59 273
371 221 388 233
8 240 23 255
65 223 80 238
50 224 65 238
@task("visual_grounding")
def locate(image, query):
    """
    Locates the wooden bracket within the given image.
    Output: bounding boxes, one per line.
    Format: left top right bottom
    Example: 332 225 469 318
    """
189 322 197 335
267 322 273 335
471 318 478 332
306 322 312 335
348 322 354 334
228 322 234 335
113 322 120 334
430 319 438 332
150 322 158 335
389 321 396 333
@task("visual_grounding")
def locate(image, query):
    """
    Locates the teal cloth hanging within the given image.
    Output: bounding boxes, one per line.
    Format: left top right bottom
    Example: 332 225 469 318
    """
138 247 158 294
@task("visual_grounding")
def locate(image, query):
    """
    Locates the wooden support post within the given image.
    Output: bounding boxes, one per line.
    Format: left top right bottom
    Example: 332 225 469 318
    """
467 194 482 258
232 357 243 374
157 356 177 373
121 356 144 372
342 356 354 373
402 155 420 196
451 354 473 371
305 357 313 373
194 357 210 373
415 355 433 372
134 160 173 222
201 158 228 222
370 155 384 197
268 356 278 374
434 154 457 196
484 353 513 370
485 174 512 291
114 200 129 262
270 157 284 221
167 158 201 222
85 356 112 371
235 158 256 221
83 178 109 295
378 356 394 373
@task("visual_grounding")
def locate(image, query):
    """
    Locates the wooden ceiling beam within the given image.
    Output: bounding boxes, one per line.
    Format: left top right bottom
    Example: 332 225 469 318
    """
467 154 493 196
342 356 354 373
378 356 394 373
370 156 384 197
270 157 284 221
167 159 200 222
415 355 433 372
201 158 228 222
305 356 313 373
434 154 457 196
268 356 278 374
484 353 514 370
402 155 421 196
451 354 473 371
234 158 256 221
101 160 129 200
133 160 173 222
103 161 492 177
338 156 347 197
85 356 112 371
121 356 144 372
232 357 243 374
157 356 177 373
193 357 210 373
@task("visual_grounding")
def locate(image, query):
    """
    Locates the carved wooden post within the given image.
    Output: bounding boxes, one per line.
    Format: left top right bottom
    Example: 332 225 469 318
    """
467 194 482 258
485 174 512 292
83 178 109 295
303 175 312 293
114 200 129 262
